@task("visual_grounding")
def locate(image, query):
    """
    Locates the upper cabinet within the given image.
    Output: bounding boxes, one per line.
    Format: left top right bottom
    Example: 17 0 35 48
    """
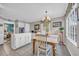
15 21 30 33
18 22 25 27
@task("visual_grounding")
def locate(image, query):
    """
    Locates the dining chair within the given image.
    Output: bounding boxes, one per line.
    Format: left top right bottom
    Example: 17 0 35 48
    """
36 34 51 56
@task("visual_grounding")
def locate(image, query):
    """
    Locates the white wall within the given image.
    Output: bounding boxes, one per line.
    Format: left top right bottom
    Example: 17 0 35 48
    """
30 21 41 31
0 18 4 44
25 23 30 32
30 17 64 33
51 18 64 33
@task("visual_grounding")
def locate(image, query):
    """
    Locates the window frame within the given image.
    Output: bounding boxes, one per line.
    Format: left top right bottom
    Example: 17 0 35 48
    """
66 4 78 46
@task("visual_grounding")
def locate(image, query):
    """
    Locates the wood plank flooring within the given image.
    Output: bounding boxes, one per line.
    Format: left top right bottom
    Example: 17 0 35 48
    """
0 42 70 56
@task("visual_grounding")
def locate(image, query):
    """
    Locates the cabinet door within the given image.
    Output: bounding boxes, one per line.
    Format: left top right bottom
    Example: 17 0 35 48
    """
21 34 26 46
25 34 28 44
25 33 31 44
0 34 4 44
28 33 31 43
15 34 21 48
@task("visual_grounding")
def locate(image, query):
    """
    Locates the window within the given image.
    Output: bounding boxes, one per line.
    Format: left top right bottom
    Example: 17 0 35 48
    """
66 4 77 46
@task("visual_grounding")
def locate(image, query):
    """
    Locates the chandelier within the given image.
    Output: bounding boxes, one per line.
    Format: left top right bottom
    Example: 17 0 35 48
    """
41 10 51 23
41 10 51 32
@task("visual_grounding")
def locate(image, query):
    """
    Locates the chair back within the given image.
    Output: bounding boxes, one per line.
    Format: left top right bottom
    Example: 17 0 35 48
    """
36 33 51 56
36 34 48 50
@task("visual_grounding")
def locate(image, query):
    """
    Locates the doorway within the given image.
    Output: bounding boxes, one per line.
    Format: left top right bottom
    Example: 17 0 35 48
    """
4 23 14 47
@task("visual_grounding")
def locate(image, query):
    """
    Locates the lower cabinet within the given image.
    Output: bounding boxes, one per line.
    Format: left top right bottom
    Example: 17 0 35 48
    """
0 34 4 45
12 33 31 49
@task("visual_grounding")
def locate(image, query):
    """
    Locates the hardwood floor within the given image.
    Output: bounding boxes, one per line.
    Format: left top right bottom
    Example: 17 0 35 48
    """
0 42 70 56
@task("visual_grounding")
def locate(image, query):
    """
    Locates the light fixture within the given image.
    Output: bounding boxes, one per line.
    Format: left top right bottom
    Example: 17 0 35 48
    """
40 10 51 33
41 10 51 23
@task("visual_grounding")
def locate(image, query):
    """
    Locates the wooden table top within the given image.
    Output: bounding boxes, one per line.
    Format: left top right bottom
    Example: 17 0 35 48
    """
33 35 58 44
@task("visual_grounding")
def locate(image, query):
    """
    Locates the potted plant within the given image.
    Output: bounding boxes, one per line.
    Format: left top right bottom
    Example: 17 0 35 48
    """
59 27 64 33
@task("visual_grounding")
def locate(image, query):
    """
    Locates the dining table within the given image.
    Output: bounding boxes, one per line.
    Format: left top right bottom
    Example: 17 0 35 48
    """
32 35 58 56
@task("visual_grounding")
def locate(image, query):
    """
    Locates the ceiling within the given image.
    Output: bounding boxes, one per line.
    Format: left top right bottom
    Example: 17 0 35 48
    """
0 3 68 22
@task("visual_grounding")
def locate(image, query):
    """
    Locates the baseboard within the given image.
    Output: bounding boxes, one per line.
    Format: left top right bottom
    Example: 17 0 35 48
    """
12 42 31 50
65 44 72 56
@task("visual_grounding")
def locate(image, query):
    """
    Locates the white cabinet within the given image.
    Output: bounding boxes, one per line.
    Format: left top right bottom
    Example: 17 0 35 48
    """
0 34 4 44
25 34 29 44
14 34 21 48
28 33 31 43
21 34 26 46
12 33 31 49
18 22 25 27
0 19 4 45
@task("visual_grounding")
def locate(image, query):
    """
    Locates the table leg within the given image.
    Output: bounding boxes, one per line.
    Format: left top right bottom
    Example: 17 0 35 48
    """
52 44 56 56
33 39 35 54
